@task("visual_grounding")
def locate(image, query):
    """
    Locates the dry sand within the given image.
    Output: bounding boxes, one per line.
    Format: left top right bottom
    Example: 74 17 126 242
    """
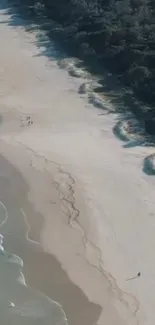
0 2 155 325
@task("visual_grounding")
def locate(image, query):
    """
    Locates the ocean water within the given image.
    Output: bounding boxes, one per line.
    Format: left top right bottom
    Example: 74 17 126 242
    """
0 215 68 325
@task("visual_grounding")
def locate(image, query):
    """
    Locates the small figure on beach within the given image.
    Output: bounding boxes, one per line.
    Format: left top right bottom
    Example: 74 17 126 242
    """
126 272 141 281
28 120 33 125
20 116 33 127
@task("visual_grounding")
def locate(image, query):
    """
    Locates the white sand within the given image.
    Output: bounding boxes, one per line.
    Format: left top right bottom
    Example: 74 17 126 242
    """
0 4 155 325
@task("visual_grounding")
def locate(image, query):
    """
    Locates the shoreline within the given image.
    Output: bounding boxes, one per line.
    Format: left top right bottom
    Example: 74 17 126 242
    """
0 140 126 325
0 151 102 325
0 3 155 325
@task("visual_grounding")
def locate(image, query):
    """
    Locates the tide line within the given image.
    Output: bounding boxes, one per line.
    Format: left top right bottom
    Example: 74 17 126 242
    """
20 207 41 247
0 200 8 228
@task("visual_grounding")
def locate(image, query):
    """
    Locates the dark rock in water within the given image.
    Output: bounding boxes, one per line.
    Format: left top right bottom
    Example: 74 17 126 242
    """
145 119 155 135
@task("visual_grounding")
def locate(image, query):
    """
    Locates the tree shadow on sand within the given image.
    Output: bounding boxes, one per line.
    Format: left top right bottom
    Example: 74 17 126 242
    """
0 0 155 177
143 154 155 176
0 0 152 116
0 0 67 60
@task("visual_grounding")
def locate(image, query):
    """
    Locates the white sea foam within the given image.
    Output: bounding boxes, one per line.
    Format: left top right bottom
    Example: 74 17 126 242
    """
0 194 68 325
0 244 4 252
0 233 3 244
0 234 68 325
0 195 67 324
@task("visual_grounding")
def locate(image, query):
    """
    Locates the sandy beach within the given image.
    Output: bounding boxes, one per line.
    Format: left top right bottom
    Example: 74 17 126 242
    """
1 2 155 325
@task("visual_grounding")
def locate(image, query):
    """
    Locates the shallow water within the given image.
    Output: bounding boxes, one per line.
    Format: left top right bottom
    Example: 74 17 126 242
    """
0 207 68 325
0 231 68 325
0 151 101 325
0 180 67 325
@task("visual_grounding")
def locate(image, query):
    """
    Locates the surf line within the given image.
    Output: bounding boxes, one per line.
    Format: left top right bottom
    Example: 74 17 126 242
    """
20 207 41 247
0 200 8 228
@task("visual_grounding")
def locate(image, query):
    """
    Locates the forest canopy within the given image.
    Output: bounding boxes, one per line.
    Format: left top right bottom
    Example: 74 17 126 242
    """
15 0 155 109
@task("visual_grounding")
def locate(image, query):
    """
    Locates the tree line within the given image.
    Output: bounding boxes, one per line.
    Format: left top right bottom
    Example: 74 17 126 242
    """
12 0 155 111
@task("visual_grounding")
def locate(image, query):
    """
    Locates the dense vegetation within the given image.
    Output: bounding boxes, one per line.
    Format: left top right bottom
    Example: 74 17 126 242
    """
12 0 155 110
36 0 155 108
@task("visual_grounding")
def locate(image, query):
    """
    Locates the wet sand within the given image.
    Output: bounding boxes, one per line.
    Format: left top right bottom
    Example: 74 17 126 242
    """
0 153 101 325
